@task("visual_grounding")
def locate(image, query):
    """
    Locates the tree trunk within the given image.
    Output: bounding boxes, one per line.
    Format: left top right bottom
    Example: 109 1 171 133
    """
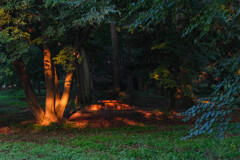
12 59 45 123
75 68 81 106
53 66 61 108
110 23 120 91
127 72 135 91
124 37 135 92
43 45 58 123
73 26 92 106
167 88 176 111
55 72 73 118
138 75 144 91
37 81 41 96
75 48 92 105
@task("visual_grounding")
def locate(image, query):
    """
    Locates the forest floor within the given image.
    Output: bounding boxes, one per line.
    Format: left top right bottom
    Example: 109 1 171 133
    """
0 89 240 159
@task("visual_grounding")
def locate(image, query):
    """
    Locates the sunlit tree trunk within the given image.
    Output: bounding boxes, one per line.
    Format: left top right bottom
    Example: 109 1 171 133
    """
110 23 120 91
43 45 58 123
55 71 73 118
12 59 45 123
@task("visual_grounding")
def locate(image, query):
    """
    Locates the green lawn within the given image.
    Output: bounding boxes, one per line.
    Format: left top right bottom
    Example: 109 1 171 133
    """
0 89 239 159
0 125 239 160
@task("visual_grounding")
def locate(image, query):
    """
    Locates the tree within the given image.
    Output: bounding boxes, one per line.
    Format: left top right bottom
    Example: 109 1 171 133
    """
46 0 117 106
0 0 116 124
110 22 120 91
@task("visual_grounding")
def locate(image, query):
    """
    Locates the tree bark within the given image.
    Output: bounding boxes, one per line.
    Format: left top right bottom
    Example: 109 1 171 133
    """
53 66 60 108
74 26 92 106
43 45 58 123
167 87 176 111
75 67 81 106
110 23 120 91
55 71 73 118
138 75 144 91
12 59 45 123
75 48 92 105
37 81 41 96
127 72 135 91
124 37 135 92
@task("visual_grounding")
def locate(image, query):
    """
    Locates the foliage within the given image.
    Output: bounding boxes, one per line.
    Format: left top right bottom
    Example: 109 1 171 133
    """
180 1 240 138
181 0 239 43
53 46 82 72
127 0 215 96
0 0 117 71
41 0 117 41
150 66 177 89
181 55 240 139
127 0 240 138
0 1 32 61
128 0 177 31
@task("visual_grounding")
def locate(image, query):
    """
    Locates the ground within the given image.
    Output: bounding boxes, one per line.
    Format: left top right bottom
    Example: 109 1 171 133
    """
0 90 239 160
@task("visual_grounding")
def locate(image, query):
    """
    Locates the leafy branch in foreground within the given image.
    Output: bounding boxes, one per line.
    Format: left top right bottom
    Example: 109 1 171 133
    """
181 55 240 139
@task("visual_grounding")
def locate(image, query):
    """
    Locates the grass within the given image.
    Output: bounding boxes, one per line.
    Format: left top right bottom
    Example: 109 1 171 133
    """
0 96 28 115
0 89 26 97
0 96 28 108
0 125 239 160
0 89 27 107
0 89 46 114
0 89 239 159
0 89 28 115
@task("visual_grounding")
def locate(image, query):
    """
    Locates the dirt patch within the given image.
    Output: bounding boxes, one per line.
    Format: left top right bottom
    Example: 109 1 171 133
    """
0 127 12 135
66 109 187 129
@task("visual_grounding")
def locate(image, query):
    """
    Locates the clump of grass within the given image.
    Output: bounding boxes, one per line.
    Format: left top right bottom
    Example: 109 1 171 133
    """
32 122 75 132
